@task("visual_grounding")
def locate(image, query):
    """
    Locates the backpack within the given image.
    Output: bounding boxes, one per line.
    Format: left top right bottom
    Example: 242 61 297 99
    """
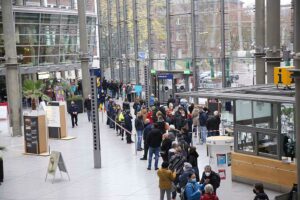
181 183 195 200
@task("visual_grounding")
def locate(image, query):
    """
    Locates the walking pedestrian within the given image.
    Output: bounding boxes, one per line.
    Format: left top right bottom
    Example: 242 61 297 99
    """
68 101 78 128
84 94 92 122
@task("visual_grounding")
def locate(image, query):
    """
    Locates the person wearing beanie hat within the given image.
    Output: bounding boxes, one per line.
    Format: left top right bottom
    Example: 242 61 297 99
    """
157 161 177 200
179 162 195 188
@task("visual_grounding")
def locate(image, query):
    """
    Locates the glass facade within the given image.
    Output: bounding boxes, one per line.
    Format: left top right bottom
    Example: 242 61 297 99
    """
0 1 97 70
99 0 293 87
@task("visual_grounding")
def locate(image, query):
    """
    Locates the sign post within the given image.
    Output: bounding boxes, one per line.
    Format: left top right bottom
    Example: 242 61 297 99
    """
90 76 101 168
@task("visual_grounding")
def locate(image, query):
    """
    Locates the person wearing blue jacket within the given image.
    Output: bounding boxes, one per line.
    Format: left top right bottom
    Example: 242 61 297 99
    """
185 173 205 200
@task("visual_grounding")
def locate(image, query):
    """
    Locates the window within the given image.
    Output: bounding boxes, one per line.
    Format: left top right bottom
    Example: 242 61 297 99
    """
237 131 254 153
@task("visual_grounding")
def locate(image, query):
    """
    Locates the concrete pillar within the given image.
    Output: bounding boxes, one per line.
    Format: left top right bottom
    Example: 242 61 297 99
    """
293 0 300 198
32 73 37 81
191 0 198 94
266 0 281 84
220 0 226 87
60 71 66 79
78 0 91 99
255 0 265 84
2 0 22 136
116 0 123 82
123 0 130 82
166 0 171 70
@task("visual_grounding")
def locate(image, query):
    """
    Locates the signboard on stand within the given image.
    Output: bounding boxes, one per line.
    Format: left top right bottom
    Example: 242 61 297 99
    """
46 103 60 127
45 151 70 183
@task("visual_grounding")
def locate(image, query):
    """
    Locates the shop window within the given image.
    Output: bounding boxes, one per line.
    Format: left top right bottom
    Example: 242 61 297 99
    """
235 100 252 126
258 133 278 156
237 131 254 153
253 101 278 129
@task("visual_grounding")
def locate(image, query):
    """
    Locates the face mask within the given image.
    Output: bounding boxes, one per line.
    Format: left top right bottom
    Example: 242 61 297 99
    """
205 172 211 177
191 178 196 182
253 189 257 194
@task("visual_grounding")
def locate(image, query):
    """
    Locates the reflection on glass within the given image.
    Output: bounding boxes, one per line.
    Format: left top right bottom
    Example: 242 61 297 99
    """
258 133 277 156
237 131 254 152
253 101 278 129
281 104 295 159
236 100 252 125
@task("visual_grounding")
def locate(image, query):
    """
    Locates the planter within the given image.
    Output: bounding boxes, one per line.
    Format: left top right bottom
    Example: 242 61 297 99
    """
67 99 83 113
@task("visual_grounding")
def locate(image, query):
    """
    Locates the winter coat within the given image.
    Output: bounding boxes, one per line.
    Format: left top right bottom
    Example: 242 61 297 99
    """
254 192 269 200
124 114 133 132
192 108 200 126
135 117 144 131
157 168 176 190
206 116 221 132
201 194 219 200
199 111 209 127
69 104 78 115
187 151 199 168
179 168 195 187
84 98 91 111
147 128 162 148
200 171 220 193
161 138 173 155
185 180 204 200
143 123 152 144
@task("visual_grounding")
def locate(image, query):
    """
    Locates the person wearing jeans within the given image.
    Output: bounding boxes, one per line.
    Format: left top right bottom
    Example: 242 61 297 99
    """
147 123 162 170
199 107 209 144
135 112 144 151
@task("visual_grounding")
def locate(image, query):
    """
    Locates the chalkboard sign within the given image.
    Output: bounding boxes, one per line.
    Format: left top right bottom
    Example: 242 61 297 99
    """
24 116 39 154
46 151 70 183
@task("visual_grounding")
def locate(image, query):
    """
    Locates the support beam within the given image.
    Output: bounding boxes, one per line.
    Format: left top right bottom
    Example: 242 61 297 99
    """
132 0 139 84
2 0 22 136
220 0 226 88
96 0 103 79
294 0 300 199
146 0 152 104
266 0 280 84
107 0 114 80
123 0 130 83
191 0 198 95
166 0 171 70
116 0 123 82
255 0 265 84
78 0 91 99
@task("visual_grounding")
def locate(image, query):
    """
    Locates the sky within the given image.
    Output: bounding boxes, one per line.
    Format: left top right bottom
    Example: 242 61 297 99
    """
242 0 291 6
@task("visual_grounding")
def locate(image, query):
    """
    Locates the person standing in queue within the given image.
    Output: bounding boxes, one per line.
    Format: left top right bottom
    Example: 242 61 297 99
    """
157 161 177 200
253 183 269 200
124 110 133 144
135 112 144 151
147 123 162 170
84 94 92 122
68 101 79 128
200 165 220 194
206 111 221 137
185 173 205 200
140 119 152 160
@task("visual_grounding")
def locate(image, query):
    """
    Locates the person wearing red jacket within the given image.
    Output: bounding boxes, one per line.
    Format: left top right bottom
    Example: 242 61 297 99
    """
200 184 219 200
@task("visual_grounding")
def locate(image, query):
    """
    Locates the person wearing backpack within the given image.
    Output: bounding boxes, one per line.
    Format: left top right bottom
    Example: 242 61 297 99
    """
157 161 177 200
184 173 205 200
200 165 220 194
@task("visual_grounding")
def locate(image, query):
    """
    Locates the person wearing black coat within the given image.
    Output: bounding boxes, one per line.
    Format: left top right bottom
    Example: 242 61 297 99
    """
206 111 221 137
200 165 221 194
68 101 79 128
140 119 152 160
187 146 200 181
84 94 92 122
135 113 144 151
253 183 269 200
147 123 163 170
124 111 133 143
160 134 173 162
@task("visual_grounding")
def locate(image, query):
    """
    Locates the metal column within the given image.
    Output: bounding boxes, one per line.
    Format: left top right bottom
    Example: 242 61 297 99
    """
166 0 171 70
220 0 227 88
146 0 152 100
132 0 139 84
255 0 266 84
107 0 114 80
96 0 103 79
123 0 130 82
266 0 281 84
191 0 198 94
2 0 22 136
293 0 300 198
116 0 123 82
78 0 91 99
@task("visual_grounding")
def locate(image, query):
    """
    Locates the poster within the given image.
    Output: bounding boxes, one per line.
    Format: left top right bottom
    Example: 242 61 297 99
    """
227 152 232 167
46 106 60 127
0 105 7 119
218 169 226 180
217 154 227 166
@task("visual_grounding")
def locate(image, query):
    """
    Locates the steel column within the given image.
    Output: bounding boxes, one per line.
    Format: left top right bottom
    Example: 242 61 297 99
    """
191 0 198 94
266 0 280 84
220 0 226 88
294 0 300 198
2 0 22 136
107 0 114 80
132 0 139 84
123 0 130 82
146 0 152 100
96 0 103 79
255 0 266 84
116 0 123 82
166 0 171 70
78 0 91 99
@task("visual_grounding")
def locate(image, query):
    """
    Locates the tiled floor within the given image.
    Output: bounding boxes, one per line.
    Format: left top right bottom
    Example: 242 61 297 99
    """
0 111 281 200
